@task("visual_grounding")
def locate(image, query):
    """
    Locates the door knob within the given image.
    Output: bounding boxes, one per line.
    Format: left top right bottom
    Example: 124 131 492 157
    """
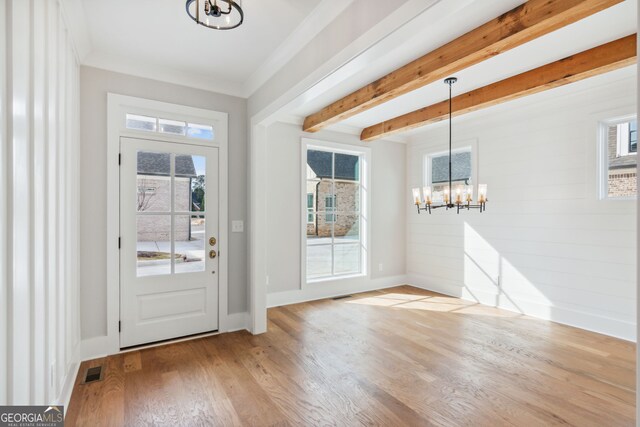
209 237 217 246
209 250 217 259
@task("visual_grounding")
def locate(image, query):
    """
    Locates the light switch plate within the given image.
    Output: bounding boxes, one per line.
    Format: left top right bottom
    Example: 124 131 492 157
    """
232 220 244 233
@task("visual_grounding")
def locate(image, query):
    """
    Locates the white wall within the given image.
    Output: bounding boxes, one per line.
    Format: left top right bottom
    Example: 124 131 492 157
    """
79 67 249 341
407 68 637 341
1 0 81 405
265 122 406 305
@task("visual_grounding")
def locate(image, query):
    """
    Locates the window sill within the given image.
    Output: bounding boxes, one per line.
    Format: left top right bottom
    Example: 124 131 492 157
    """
306 273 367 285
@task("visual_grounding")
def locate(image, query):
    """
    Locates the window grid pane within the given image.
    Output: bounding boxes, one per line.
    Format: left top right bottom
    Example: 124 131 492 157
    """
126 114 157 132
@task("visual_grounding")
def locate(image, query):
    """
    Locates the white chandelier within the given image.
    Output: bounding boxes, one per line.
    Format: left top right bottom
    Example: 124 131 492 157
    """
412 77 488 214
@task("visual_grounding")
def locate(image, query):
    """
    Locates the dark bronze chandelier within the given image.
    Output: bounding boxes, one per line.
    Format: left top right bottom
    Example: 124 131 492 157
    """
185 0 244 30
412 77 488 214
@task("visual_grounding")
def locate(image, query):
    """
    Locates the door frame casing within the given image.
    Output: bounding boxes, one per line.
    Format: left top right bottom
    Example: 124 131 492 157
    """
107 93 229 355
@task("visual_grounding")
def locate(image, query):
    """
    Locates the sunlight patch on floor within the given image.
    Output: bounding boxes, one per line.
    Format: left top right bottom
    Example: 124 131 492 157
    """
345 292 522 317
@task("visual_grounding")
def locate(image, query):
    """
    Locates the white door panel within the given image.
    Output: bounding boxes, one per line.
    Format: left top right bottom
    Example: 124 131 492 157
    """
120 137 219 348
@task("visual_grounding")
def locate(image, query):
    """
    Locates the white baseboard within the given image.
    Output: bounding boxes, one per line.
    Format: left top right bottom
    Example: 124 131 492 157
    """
408 274 636 342
267 275 408 308
226 312 250 332
60 342 81 415
81 335 110 361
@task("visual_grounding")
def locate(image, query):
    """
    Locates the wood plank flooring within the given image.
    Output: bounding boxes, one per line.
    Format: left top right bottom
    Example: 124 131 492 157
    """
65 286 636 426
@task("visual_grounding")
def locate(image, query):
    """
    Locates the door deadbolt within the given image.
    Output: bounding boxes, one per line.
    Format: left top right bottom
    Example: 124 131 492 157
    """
209 250 217 259
209 237 217 246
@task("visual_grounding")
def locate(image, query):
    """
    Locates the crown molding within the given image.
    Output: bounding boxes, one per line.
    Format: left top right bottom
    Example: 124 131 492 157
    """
58 0 92 62
82 52 246 98
242 0 357 97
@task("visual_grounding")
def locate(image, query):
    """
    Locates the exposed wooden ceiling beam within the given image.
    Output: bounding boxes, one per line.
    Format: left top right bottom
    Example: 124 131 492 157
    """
302 0 625 133
360 35 637 141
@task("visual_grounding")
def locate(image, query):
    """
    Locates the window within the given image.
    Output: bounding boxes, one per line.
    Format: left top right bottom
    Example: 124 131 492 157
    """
425 147 472 202
325 195 336 223
187 123 215 140
125 114 214 141
307 193 314 224
629 120 637 153
600 117 637 199
126 114 156 132
305 143 368 281
159 118 187 136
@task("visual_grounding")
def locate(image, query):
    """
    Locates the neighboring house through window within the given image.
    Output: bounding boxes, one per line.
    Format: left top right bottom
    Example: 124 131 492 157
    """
424 147 473 201
304 141 369 281
600 116 637 199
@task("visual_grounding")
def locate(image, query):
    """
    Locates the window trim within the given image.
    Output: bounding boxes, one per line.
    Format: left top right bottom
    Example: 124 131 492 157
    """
598 114 637 200
301 138 371 286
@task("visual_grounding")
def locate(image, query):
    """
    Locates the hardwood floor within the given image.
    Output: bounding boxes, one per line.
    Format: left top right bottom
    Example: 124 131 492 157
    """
66 286 636 426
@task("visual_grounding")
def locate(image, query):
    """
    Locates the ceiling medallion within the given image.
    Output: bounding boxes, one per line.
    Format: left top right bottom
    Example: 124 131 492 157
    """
185 0 244 30
412 77 488 214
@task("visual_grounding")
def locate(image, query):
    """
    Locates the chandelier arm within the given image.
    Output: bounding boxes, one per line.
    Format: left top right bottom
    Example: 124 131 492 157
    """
220 0 233 15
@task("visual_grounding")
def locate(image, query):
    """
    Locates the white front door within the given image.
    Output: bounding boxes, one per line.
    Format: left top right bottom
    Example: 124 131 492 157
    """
120 137 219 348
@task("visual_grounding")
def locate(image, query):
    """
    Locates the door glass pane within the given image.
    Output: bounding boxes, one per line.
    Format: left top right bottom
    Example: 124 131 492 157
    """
187 155 206 213
137 151 171 212
175 215 205 274
307 244 332 279
334 214 359 243
137 215 171 277
334 243 360 275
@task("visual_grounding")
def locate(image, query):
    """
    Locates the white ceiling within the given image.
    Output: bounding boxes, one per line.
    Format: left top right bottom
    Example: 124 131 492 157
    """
80 0 345 96
281 0 636 139
75 0 636 139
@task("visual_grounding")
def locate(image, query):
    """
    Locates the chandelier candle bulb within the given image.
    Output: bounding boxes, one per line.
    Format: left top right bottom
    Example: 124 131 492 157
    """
478 184 488 203
412 188 421 205
455 186 463 205
423 186 432 204
465 185 473 203
443 187 450 204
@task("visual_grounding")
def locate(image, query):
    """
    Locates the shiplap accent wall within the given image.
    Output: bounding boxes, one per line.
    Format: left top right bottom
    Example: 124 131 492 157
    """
407 69 637 341
1 0 81 406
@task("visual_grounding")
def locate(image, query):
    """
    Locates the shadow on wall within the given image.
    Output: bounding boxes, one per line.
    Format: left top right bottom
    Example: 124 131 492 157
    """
408 218 635 340
462 222 549 315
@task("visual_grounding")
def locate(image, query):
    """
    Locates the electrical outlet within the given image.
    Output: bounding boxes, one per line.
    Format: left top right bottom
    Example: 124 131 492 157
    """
232 220 244 233
378 263 384 272
266 275 270 285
